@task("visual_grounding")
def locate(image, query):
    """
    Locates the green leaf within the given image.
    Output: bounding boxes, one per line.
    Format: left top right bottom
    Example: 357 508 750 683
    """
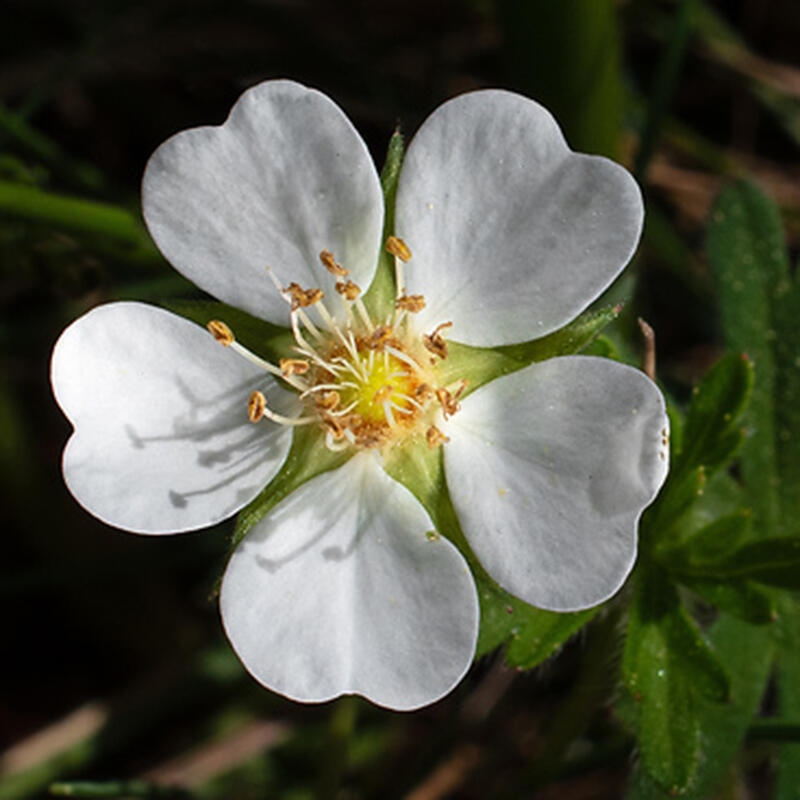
707 180 800 537
776 597 800 799
682 577 776 625
627 614 774 800
665 535 800 590
623 565 731 795
657 511 750 566
643 352 752 550
674 352 752 478
0 179 161 264
440 304 622 395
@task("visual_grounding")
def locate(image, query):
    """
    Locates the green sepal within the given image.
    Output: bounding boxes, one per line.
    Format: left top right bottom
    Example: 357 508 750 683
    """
481 594 598 668
230 425 351 550
162 299 294 364
383 438 596 671
439 304 622 395
361 130 404 320
622 564 731 795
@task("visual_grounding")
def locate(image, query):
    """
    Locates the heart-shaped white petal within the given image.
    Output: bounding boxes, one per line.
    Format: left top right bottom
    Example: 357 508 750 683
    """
51 302 293 534
395 90 643 346
220 453 479 710
142 80 384 326
444 356 669 610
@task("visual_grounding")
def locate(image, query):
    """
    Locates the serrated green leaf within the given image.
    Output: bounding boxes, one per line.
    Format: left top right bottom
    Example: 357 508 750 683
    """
708 180 800 537
627 614 773 800
683 578 776 625
675 352 752 478
440 304 622 394
623 565 731 795
670 536 800 590
657 511 750 566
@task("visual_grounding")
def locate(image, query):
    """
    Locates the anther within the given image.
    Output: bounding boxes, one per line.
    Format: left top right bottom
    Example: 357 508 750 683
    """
207 320 234 346
280 358 310 376
426 425 450 448
320 250 349 277
284 282 324 309
316 390 340 411
386 236 412 262
248 390 267 423
335 280 361 301
436 381 467 420
423 321 453 360
395 294 426 313
367 325 394 349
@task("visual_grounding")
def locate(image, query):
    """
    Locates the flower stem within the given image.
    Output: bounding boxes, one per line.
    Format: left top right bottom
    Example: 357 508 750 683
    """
316 696 358 800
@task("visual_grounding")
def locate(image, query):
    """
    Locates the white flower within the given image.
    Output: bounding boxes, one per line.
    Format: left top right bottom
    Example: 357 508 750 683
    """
51 80 669 711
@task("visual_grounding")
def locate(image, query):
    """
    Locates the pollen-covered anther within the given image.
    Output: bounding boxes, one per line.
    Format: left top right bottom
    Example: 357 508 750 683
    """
248 390 267 423
316 390 340 411
386 235 412 262
414 383 434 402
284 282 324 309
367 325 394 350
426 425 450 448
423 321 453 360
395 294 426 313
436 381 467 420
279 358 310 376
335 280 361 301
320 249 349 277
207 319 234 346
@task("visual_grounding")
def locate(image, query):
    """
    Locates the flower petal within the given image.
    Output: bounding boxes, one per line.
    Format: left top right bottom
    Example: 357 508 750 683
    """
395 90 643 346
444 356 669 610
51 302 293 534
220 453 479 710
142 80 384 325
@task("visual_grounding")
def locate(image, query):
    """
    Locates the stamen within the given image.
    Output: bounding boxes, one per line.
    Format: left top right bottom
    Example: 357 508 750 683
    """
320 249 348 277
367 325 394 350
248 391 267 423
386 236 412 262
423 321 453 360
208 320 306 390
207 320 234 346
335 280 361 301
284 282 324 310
426 425 450 448
315 390 340 411
280 358 310 376
248 390 316 427
384 344 424 374
354 296 374 332
295 308 324 342
395 294 426 313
